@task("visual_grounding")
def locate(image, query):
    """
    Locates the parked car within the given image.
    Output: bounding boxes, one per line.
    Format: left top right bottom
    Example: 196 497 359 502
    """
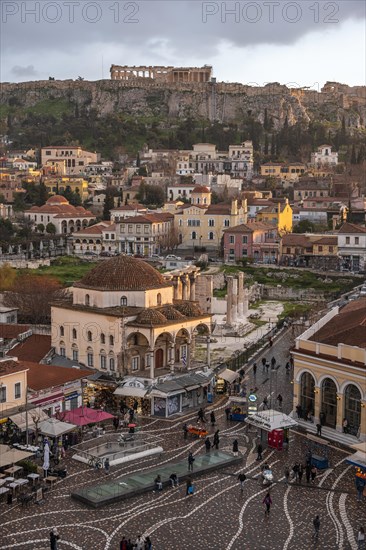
84 251 98 256
151 254 163 260
165 254 181 261
100 251 113 257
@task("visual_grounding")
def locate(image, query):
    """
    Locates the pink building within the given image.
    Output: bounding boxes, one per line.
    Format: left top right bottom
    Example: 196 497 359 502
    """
223 222 279 263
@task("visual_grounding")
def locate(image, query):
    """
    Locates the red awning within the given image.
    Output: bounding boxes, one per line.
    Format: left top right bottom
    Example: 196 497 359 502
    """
59 407 114 426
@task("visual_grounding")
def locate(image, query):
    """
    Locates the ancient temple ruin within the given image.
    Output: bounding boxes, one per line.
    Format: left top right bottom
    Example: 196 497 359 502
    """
110 64 212 83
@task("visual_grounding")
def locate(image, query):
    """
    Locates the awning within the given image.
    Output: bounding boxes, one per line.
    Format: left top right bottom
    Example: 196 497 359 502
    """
218 369 239 383
0 445 34 468
114 386 147 398
10 408 49 431
244 409 298 432
39 418 77 437
346 451 366 469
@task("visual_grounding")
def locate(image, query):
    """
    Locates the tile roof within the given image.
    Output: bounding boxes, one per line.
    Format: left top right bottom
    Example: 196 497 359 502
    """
338 223 366 234
0 360 28 377
312 236 337 245
0 324 30 340
10 335 52 362
282 234 311 247
309 298 366 348
23 362 91 391
205 204 231 215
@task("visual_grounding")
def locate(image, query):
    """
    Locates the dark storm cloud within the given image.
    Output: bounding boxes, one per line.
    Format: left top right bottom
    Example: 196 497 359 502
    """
1 0 364 58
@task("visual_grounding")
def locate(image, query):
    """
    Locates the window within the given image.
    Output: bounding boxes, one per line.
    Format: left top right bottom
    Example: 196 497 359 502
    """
85 294 90 306
100 333 105 344
72 349 79 361
128 225 132 233
132 356 140 371
242 249 248 256
242 236 248 244
191 231 197 240
329 246 333 253
346 237 350 244
87 351 94 367
136 225 141 233
109 335 114 346
109 357 115 371
72 328 77 339
208 219 215 227
100 354 107 369
229 249 235 255
120 296 127 306
87 331 92 342
208 232 214 240
224 219 230 227
318 246 323 252
60 326 64 337
60 346 66 357
14 382 21 399
355 237 359 245
0 386 6 403
229 235 235 244
144 225 149 233
157 293 162 306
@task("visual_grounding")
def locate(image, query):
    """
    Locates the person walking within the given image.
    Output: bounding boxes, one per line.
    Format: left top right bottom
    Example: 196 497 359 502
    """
277 394 283 409
113 416 119 431
298 463 304 484
296 404 302 419
210 411 216 426
305 463 312 484
183 423 188 440
263 396 269 410
104 457 110 475
50 528 60 550
238 472 246 491
213 430 220 450
120 537 128 550
311 465 317 483
253 363 257 377
262 357 266 374
316 423 322 437
319 411 326 426
292 462 300 482
284 466 290 485
205 437 211 453
188 452 195 471
232 439 239 457
198 408 206 423
186 477 193 496
265 361 270 375
225 406 231 421
144 536 152 550
312 515 320 539
134 535 145 550
356 478 365 501
271 356 276 368
262 492 272 516
256 442 263 461
357 527 365 549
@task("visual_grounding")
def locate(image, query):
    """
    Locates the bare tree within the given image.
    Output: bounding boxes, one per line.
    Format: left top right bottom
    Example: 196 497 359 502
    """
158 226 181 252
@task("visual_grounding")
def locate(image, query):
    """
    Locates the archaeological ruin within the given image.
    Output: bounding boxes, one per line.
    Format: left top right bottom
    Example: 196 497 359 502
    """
110 64 212 83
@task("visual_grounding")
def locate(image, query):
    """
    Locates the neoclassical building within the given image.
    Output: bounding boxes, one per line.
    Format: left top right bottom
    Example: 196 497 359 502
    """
25 195 94 234
292 298 366 442
51 256 212 379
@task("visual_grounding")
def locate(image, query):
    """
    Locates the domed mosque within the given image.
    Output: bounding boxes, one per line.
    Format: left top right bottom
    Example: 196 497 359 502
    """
51 255 213 416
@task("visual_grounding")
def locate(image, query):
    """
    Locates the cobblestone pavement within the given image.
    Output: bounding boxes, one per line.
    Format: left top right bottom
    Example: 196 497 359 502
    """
1 331 364 550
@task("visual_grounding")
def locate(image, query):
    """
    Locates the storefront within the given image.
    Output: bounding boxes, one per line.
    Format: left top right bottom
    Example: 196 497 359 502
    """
215 368 240 395
346 442 366 494
245 409 298 450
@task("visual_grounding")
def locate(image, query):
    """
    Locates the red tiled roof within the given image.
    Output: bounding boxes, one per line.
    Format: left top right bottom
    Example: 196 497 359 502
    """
10 335 52 363
0 324 29 340
0 360 28 377
23 362 91 391
192 186 210 193
205 204 231 215
312 236 337 245
282 234 311 247
338 223 366 234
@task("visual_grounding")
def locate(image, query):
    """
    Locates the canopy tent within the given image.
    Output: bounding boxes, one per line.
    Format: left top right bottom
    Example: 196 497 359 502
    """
9 408 49 431
60 407 114 427
39 418 77 438
244 409 298 432
218 369 240 384
114 386 148 398
0 445 34 468
346 442 366 469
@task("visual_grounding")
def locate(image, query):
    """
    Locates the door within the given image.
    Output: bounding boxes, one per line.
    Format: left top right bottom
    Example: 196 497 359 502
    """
321 378 337 428
155 348 164 369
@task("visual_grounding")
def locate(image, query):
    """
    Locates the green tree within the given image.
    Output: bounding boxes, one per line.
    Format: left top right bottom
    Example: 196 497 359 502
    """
350 144 357 164
0 218 14 243
293 220 316 233
136 183 165 206
36 181 49 206
46 222 56 234
36 223 45 233
103 192 115 221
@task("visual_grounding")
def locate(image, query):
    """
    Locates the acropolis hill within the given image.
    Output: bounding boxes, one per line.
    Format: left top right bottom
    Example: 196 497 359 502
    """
1 70 365 130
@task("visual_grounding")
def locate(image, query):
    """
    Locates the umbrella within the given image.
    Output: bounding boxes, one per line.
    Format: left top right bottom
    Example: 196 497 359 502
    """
0 446 34 468
39 418 77 437
128 423 137 428
42 440 50 476
39 241 43 251
60 407 114 427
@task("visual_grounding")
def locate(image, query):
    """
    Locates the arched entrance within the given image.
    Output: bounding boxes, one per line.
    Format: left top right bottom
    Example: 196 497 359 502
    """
344 384 361 435
300 372 315 418
155 348 164 369
321 378 337 428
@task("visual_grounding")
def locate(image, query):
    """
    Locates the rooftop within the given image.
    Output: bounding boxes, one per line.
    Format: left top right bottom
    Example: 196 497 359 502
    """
10 335 52 363
23 362 92 391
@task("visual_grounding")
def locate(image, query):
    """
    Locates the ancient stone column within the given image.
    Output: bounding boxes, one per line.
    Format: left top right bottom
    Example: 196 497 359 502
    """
181 274 189 301
238 272 244 318
189 273 196 301
169 342 175 373
226 276 233 325
243 288 249 316
232 279 238 323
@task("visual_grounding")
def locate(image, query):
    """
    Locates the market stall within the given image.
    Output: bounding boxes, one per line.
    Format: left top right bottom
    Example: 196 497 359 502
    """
215 368 239 394
227 396 248 422
244 409 298 450
346 442 366 493
59 407 114 427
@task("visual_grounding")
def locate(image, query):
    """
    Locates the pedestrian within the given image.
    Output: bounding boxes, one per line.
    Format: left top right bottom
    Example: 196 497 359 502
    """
277 394 283 408
213 429 220 449
133 399 138 412
311 465 317 483
271 356 276 368
50 528 60 550
316 423 322 437
298 463 304 484
113 416 119 431
186 477 192 496
261 357 266 373
296 404 302 419
269 337 273 347
238 472 246 491
312 515 320 539
169 473 178 488
198 407 206 423
253 363 257 376
265 361 270 374
305 463 312 484
357 527 365 549
262 492 272 516
120 537 128 550
263 396 269 410
210 411 216 426
183 423 188 440
232 439 239 457
128 408 134 423
104 457 110 475
134 535 145 550
292 462 300 482
144 536 152 550
285 361 290 374
356 478 365 501
154 474 163 491
256 442 263 461
289 356 294 368
225 406 231 420
126 540 133 550
306 449 312 466
188 451 195 471
342 418 349 433
205 437 211 453
284 466 290 485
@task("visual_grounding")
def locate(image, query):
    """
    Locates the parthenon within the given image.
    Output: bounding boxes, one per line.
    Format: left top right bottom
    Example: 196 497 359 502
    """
110 64 212 83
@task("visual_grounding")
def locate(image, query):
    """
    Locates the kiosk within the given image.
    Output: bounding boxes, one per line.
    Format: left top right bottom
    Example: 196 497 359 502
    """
346 442 366 491
227 396 248 422
244 409 298 449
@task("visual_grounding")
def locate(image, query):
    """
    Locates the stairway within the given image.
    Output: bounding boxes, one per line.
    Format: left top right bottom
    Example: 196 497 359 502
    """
294 417 360 448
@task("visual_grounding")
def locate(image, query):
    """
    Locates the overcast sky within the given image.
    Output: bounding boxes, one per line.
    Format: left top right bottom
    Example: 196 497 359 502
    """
1 0 365 87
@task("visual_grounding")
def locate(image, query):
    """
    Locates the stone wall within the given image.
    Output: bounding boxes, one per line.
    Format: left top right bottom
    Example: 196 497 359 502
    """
261 285 325 302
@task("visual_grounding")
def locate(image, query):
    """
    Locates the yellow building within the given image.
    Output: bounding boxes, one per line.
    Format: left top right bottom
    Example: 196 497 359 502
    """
174 186 247 251
292 299 366 443
43 176 89 201
256 199 293 234
0 360 28 420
